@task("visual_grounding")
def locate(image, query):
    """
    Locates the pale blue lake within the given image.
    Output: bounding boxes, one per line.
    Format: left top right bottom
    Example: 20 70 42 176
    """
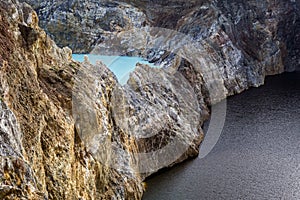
72 54 159 85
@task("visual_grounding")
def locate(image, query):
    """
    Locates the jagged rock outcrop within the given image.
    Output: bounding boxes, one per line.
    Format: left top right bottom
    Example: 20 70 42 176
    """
20 0 300 74
1 0 300 199
22 0 299 97
0 1 144 199
0 1 209 199
98 0 299 99
19 0 148 53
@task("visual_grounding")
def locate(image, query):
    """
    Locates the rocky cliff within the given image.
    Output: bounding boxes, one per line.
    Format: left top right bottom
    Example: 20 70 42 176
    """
19 0 148 53
1 0 300 200
0 0 207 199
20 0 300 75
92 0 299 100
0 1 144 199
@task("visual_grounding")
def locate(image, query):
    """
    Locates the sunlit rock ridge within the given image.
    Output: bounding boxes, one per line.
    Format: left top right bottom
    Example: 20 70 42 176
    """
0 0 299 199
21 0 299 72
0 1 143 199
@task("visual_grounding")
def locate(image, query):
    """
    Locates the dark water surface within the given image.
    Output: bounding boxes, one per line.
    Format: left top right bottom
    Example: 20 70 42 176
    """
143 72 300 200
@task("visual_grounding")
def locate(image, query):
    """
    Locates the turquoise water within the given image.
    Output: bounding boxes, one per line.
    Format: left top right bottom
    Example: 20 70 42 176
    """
72 54 158 85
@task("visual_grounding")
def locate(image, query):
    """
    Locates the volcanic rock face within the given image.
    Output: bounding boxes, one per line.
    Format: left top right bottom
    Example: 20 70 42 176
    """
21 0 300 73
21 0 299 95
1 0 300 200
0 1 208 199
213 0 300 72
19 0 148 53
0 1 144 199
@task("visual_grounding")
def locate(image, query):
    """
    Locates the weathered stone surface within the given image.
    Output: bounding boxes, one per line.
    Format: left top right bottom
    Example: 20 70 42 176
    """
0 1 207 199
89 0 299 102
0 101 43 199
1 0 300 200
0 1 143 199
19 0 148 53
20 0 300 74
110 64 205 177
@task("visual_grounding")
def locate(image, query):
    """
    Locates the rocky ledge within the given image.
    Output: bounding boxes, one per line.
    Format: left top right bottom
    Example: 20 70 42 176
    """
0 0 299 199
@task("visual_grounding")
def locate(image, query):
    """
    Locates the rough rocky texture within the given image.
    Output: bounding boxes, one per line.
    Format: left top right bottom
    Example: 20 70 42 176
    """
0 101 42 199
1 0 300 200
0 1 208 199
21 0 300 74
0 1 144 199
20 0 300 106
121 0 207 28
30 0 298 100
19 0 148 53
111 64 205 178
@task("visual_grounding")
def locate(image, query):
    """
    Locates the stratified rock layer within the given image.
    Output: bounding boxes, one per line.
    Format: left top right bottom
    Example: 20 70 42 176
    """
21 0 300 74
19 0 148 53
0 1 143 199
1 0 300 200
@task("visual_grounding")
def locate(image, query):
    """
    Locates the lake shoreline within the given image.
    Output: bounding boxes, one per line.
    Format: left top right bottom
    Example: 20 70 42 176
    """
143 71 300 200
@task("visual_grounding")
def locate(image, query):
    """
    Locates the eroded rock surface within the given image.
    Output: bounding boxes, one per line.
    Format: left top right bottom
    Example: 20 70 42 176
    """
0 1 143 199
1 0 300 200
19 0 148 53
21 0 300 74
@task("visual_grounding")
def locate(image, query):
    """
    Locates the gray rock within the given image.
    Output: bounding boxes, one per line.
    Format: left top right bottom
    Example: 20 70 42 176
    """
20 0 148 53
1 0 300 199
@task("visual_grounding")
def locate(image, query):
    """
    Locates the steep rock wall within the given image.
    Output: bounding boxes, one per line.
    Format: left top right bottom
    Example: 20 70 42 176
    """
19 0 148 53
20 0 300 74
1 0 300 199
0 1 144 199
